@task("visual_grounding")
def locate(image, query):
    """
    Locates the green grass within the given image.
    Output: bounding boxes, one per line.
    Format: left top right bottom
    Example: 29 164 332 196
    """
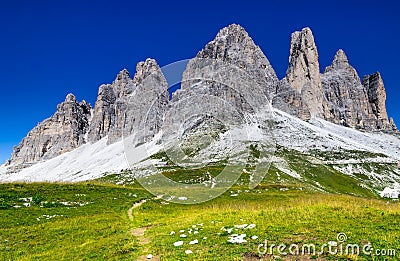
0 180 399 260
132 187 400 260
308 149 388 161
0 182 151 260
274 147 388 197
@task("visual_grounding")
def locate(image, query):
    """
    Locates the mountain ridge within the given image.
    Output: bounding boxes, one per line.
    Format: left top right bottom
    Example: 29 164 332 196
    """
4 24 399 170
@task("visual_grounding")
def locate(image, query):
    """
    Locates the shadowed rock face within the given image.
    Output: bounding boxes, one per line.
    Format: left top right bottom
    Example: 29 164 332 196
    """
273 79 312 120
108 59 169 145
86 83 117 143
88 59 169 145
10 94 92 165
362 72 397 131
321 49 374 129
87 68 135 143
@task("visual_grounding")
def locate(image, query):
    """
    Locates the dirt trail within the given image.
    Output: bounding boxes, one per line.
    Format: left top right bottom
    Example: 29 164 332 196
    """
128 196 163 260
128 198 148 221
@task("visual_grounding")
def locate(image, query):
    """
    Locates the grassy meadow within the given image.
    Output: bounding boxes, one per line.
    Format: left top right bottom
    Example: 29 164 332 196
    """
0 178 399 260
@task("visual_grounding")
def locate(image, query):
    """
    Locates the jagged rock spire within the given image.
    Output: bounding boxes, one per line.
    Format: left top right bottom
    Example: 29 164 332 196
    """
64 93 77 102
325 49 350 72
109 58 169 144
362 72 395 130
281 27 329 118
133 58 162 85
286 27 320 92
117 68 130 79
333 49 348 63
321 49 397 132
363 72 388 119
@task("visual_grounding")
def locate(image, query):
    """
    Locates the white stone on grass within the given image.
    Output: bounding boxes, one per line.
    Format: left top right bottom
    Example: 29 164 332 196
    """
173 241 183 247
246 224 256 229
189 239 198 245
227 234 247 244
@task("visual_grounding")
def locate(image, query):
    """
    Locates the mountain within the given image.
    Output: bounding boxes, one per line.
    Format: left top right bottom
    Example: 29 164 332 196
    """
182 24 279 100
1 24 399 198
1 107 399 196
170 24 277 162
7 94 91 167
321 49 374 129
275 28 397 133
322 50 397 132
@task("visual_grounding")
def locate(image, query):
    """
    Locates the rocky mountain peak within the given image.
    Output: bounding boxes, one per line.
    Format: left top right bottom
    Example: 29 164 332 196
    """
56 93 92 122
79 100 90 110
112 68 133 98
117 68 130 79
114 68 131 86
132 58 161 86
390 118 397 130
323 49 361 83
196 23 270 63
323 49 350 72
321 50 374 129
290 27 314 46
213 23 249 42
186 23 278 100
64 93 77 102
289 27 315 51
108 58 169 144
362 72 398 132
333 49 348 64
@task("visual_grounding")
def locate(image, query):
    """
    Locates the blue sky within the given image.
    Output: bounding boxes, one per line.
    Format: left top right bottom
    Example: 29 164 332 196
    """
0 0 399 163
